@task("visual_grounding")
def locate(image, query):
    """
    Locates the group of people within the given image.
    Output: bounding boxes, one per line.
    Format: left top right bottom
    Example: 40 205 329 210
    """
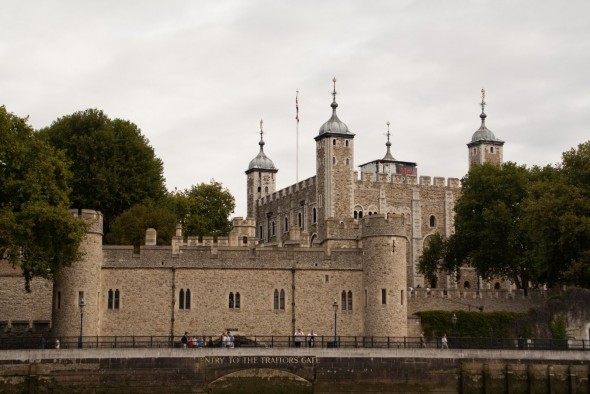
180 332 210 348
180 331 236 348
294 329 317 348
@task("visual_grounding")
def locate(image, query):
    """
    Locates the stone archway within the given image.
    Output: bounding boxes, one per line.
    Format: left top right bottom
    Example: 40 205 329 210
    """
208 368 313 393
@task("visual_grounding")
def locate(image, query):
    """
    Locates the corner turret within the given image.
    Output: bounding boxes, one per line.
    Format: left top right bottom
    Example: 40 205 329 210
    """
467 89 504 169
52 209 103 339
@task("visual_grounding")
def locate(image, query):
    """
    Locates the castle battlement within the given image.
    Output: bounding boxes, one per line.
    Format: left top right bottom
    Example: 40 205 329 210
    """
258 176 315 206
354 172 460 188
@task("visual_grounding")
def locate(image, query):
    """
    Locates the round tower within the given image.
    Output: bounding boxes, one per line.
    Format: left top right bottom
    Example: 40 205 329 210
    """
52 209 103 341
361 214 408 337
245 120 277 234
467 88 504 169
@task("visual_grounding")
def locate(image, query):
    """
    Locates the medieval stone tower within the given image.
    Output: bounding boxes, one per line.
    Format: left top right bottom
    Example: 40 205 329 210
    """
246 120 277 234
315 78 355 243
361 214 408 337
51 209 103 339
467 89 504 169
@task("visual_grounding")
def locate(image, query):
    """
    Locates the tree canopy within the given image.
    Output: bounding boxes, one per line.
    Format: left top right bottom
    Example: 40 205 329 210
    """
0 106 87 290
421 141 590 290
106 203 177 249
39 109 167 236
170 180 235 238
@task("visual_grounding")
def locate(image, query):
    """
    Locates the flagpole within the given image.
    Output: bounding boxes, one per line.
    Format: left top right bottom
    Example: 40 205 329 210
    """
296 89 299 183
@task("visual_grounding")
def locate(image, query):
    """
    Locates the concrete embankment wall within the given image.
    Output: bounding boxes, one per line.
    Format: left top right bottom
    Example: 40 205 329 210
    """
0 348 588 393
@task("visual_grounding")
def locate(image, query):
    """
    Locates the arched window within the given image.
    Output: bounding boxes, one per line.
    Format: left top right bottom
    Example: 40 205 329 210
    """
348 291 353 311
235 292 241 309
185 289 191 310
341 290 347 310
312 208 317 223
274 289 279 309
354 211 358 219
333 139 336 145
280 289 285 310
429 215 436 227
257 186 261 192
490 147 494 153
463 281 471 289
229 292 234 308
179 289 185 309
494 282 501 290
114 289 120 309
242 236 248 244
107 289 113 310
345 140 349 147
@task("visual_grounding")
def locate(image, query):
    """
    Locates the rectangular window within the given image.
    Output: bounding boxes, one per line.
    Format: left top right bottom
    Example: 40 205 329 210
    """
401 290 404 305
78 291 85 306
325 275 329 283
381 289 387 304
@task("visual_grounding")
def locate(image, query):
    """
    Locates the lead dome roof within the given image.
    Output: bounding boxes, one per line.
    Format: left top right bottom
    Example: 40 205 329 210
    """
246 122 277 172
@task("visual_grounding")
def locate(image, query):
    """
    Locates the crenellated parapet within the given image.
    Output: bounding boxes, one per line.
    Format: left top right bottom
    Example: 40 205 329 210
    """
258 176 316 206
355 173 460 189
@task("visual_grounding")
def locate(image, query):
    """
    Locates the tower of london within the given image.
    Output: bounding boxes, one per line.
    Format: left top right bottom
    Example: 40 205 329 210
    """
2 82 525 342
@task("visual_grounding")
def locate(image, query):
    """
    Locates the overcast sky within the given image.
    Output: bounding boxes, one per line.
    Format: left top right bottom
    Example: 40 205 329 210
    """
2 1 589 217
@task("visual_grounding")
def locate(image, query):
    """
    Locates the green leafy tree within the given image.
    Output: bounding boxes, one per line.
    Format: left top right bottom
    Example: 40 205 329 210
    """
418 233 446 288
171 180 235 238
39 109 166 237
106 203 177 249
451 162 533 292
0 106 87 290
524 141 590 288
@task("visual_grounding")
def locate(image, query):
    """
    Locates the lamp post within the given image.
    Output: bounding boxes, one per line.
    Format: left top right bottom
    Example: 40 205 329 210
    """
78 299 85 349
451 313 458 348
332 301 338 348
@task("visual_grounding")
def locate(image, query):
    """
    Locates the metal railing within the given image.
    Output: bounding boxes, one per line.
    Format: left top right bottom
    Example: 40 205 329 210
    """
0 335 588 351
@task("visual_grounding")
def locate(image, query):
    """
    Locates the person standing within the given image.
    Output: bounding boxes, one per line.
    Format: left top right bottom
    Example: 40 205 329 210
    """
294 328 304 348
441 334 448 349
420 332 426 348
221 332 227 348
181 332 188 349
307 330 317 348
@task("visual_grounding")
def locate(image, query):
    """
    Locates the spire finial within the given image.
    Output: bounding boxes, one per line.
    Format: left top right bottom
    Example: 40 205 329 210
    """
479 88 487 124
331 77 337 103
259 119 265 149
385 121 392 149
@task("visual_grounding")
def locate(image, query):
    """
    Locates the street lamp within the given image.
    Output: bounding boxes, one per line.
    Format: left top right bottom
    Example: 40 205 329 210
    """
78 299 86 349
332 300 338 348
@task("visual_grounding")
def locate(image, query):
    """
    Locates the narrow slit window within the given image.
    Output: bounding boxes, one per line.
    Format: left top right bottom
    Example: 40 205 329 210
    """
280 289 285 310
274 289 279 310
108 289 113 310
185 289 191 310
348 291 353 311
179 289 185 309
229 292 234 308
381 289 387 304
114 289 120 309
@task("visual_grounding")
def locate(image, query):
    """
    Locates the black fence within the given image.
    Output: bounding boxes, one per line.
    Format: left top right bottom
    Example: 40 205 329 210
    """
1 335 589 351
